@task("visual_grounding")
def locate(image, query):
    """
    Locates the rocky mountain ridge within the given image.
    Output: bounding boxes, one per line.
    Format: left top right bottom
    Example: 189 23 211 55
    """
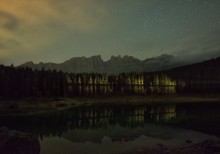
19 54 184 74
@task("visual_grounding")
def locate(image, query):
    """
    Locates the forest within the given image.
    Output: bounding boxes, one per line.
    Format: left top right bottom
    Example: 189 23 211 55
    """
0 57 220 99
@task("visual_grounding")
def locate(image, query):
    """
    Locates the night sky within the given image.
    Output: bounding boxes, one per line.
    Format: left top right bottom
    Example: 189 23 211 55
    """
0 0 220 65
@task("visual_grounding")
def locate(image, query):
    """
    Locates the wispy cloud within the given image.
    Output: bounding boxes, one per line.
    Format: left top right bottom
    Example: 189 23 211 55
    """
0 0 107 62
0 11 19 31
171 31 220 62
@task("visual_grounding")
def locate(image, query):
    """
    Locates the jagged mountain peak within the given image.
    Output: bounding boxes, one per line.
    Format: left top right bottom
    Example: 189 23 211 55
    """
109 55 140 62
65 55 103 62
23 61 34 65
19 54 181 73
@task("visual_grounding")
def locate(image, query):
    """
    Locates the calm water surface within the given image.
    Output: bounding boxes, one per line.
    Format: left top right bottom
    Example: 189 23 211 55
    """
1 102 220 153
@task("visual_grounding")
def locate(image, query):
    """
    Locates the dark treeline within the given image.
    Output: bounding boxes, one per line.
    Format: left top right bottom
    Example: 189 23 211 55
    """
0 64 176 98
0 57 220 99
166 57 220 93
0 65 66 99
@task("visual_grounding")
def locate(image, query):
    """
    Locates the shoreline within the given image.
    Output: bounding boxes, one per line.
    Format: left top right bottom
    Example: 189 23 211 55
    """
0 95 220 115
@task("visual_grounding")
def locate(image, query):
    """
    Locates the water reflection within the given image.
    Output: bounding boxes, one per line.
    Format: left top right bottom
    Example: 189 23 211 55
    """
0 105 176 138
1 103 220 140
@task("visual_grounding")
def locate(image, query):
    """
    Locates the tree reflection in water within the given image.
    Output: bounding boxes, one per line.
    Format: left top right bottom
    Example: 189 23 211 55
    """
1 103 220 141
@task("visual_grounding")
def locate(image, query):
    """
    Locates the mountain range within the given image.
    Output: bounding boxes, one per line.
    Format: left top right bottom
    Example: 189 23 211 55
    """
19 54 188 74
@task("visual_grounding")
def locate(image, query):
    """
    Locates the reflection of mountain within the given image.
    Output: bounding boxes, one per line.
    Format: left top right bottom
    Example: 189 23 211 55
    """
19 54 183 74
41 128 219 154
61 104 175 143
62 125 147 143
1 103 220 142
0 105 176 139
62 123 175 144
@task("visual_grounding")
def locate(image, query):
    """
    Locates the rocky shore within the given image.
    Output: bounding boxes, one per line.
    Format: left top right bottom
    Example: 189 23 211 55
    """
0 127 40 154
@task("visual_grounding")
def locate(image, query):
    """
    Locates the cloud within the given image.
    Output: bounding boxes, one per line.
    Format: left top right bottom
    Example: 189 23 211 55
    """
0 0 107 31
171 32 220 62
0 11 19 30
0 0 108 63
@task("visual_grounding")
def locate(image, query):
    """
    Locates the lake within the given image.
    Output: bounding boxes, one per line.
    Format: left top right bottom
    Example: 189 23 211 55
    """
1 102 220 153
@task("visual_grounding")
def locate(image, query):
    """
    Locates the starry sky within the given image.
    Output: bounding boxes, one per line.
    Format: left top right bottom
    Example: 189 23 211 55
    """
0 0 220 65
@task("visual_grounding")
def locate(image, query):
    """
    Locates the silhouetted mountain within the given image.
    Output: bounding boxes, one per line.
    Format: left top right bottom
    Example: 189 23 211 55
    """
19 54 185 73
59 55 105 73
